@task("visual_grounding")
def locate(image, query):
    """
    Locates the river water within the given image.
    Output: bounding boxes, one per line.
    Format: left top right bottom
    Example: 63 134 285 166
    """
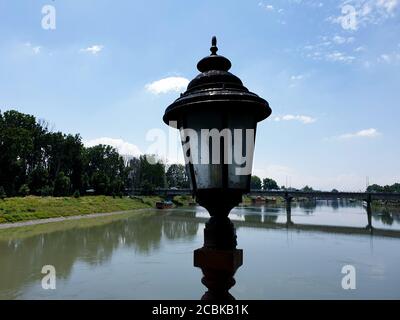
0 201 399 299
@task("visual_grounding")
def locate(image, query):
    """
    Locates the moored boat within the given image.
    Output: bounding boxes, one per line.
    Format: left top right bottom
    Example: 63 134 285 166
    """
156 201 174 209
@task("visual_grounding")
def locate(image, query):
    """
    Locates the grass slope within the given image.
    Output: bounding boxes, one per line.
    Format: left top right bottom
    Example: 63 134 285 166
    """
0 196 163 223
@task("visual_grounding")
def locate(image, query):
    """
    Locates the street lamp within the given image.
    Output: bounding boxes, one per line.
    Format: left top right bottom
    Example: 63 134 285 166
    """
163 37 271 298
164 36 271 241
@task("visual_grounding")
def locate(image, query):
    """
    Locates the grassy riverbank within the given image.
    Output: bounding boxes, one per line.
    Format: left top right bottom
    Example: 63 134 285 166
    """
241 195 285 205
0 195 165 224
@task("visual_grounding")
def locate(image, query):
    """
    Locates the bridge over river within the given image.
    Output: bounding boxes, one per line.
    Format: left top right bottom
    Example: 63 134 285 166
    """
132 188 400 231
146 189 400 202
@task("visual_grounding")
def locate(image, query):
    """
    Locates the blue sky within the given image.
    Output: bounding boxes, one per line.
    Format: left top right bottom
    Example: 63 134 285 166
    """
0 0 399 190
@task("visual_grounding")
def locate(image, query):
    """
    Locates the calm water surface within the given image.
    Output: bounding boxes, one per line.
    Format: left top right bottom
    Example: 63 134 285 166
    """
0 201 399 299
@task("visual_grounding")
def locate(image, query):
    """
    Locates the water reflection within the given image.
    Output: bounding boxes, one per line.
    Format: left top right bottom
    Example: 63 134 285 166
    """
264 215 278 224
244 214 262 223
297 200 317 214
286 201 293 226
0 211 198 299
1 202 400 299
380 212 394 225
230 200 400 230
163 218 199 240
331 199 339 210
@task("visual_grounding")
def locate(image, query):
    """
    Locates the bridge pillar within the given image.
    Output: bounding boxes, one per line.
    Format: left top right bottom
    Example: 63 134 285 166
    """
285 193 294 226
365 195 373 231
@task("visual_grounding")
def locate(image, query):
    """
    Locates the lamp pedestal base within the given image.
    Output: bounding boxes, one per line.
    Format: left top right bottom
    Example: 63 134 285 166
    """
194 215 243 300
194 247 243 300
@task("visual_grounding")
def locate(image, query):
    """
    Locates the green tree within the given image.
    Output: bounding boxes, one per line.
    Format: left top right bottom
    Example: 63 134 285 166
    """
126 157 141 191
367 183 400 193
141 180 156 195
0 110 44 195
28 166 49 195
0 110 185 198
53 171 71 196
44 132 84 193
391 183 400 193
18 184 30 197
40 185 54 197
302 185 314 192
262 178 279 190
0 110 84 197
166 164 189 188
250 176 262 190
84 144 126 195
138 155 166 190
91 171 110 195
0 186 6 200
110 176 124 194
367 184 384 192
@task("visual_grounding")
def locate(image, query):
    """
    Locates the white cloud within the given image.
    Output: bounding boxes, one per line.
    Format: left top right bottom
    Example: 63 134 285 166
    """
325 51 356 63
333 35 355 44
302 35 360 64
378 52 400 64
84 137 142 157
25 42 41 54
333 36 346 44
377 0 399 13
274 114 317 124
258 2 274 11
329 1 399 31
145 76 189 94
337 128 381 139
80 45 104 55
379 54 392 62
354 46 366 52
289 74 309 88
290 74 306 81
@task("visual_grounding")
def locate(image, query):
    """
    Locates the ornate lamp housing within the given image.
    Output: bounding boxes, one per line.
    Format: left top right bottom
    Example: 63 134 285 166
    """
163 37 271 217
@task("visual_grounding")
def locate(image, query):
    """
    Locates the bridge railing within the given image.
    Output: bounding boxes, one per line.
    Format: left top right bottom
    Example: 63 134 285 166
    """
249 190 400 201
129 188 400 201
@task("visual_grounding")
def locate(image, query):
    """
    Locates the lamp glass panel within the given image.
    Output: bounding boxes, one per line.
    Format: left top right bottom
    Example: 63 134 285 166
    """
180 109 257 191
227 113 257 190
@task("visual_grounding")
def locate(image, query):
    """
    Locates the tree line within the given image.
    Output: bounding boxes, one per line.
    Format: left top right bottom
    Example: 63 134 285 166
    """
250 176 280 190
251 176 400 194
0 110 189 198
0 110 299 199
250 176 315 191
367 183 400 193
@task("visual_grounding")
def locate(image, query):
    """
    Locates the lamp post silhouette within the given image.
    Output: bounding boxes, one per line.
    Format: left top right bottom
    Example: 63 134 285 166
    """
163 37 271 299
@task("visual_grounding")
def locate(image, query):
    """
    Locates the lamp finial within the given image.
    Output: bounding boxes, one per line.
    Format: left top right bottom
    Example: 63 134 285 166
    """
210 36 218 55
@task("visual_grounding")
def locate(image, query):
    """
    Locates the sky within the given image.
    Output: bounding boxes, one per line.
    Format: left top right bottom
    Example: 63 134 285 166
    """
0 0 399 191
